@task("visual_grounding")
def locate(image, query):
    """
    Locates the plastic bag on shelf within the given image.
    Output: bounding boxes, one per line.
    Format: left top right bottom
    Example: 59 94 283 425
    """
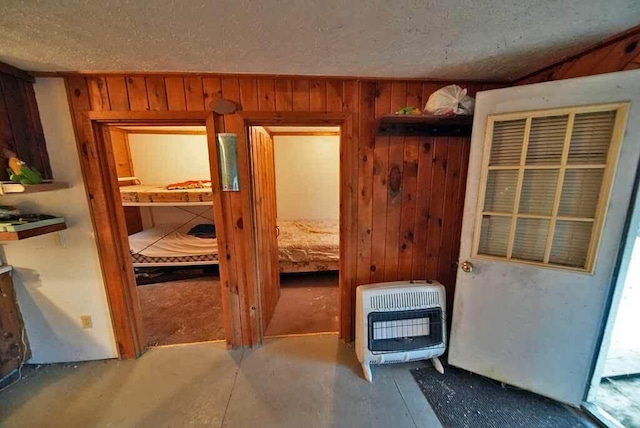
425 85 475 116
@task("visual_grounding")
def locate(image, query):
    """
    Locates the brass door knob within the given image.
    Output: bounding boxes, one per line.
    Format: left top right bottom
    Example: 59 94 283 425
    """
461 261 474 273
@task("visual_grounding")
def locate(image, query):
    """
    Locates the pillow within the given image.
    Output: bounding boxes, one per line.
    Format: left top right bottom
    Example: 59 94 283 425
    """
187 224 216 239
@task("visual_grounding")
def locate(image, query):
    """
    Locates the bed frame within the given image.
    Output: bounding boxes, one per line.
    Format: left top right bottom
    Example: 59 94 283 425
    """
120 177 218 268
119 177 213 206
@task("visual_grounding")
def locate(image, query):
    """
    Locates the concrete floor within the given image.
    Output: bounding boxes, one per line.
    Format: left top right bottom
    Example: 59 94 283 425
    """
595 377 640 427
0 335 441 428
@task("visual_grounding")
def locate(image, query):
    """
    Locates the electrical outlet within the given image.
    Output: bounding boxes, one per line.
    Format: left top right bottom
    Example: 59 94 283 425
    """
80 315 93 329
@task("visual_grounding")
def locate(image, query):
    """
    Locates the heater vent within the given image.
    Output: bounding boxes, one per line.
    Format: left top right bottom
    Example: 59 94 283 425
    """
370 290 440 310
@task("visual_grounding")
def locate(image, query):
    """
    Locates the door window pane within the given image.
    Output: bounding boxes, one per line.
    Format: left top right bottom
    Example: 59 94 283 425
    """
475 105 625 272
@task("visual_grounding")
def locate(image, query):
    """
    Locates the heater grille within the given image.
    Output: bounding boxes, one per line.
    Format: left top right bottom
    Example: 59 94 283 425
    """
369 290 440 310
368 308 444 353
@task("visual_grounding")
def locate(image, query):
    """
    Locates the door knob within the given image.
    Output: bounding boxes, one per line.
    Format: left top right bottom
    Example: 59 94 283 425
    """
461 261 474 273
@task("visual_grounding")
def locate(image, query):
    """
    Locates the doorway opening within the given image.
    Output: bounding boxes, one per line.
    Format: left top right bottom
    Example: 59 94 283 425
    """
248 125 341 337
589 208 640 426
106 125 225 347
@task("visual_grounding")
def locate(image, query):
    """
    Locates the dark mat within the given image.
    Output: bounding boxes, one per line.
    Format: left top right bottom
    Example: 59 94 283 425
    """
411 366 585 428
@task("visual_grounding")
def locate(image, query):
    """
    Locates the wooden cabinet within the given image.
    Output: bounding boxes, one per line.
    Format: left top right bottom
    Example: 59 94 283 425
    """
0 268 30 381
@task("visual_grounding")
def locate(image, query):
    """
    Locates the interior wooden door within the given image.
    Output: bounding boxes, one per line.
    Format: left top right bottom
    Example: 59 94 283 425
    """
249 126 280 333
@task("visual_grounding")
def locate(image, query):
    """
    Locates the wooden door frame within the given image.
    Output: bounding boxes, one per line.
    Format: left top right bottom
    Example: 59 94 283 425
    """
77 110 234 358
237 112 352 342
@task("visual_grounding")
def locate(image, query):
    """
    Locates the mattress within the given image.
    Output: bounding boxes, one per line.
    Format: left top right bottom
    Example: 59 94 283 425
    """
277 220 339 263
129 224 218 264
120 184 213 205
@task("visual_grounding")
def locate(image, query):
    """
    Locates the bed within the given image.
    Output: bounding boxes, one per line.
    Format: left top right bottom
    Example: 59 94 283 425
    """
119 177 213 206
120 184 213 206
127 219 338 272
128 224 218 267
277 220 339 273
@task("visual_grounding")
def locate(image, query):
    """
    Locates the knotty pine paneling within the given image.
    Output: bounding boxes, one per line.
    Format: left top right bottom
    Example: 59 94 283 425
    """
515 26 640 84
66 73 506 346
0 71 52 180
250 127 279 331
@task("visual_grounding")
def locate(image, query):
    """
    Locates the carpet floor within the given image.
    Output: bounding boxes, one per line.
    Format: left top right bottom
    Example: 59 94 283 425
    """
265 271 339 336
137 276 225 346
411 365 585 428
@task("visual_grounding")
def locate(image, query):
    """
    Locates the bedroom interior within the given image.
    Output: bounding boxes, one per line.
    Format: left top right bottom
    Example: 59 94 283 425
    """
107 125 224 347
259 126 341 337
1 3 640 426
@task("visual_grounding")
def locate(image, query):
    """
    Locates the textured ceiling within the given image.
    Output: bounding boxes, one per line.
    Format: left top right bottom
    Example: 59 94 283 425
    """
1 1 639 80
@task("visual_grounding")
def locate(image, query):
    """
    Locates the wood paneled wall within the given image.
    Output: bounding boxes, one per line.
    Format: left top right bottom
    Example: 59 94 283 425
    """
250 127 280 332
64 73 505 345
107 127 142 235
0 66 51 181
515 26 640 84
109 127 133 177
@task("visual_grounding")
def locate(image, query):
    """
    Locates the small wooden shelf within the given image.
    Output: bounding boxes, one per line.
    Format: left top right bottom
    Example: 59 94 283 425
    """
375 115 473 136
0 223 67 241
0 181 69 195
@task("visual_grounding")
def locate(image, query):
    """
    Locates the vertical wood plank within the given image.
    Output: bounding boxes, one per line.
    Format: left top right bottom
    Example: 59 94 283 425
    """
106 77 130 111
326 80 344 112
0 83 15 179
125 76 149 111
397 136 419 280
206 112 241 346
397 82 423 279
623 51 640 70
239 78 259 111
257 79 276 111
437 137 463 290
222 77 260 346
22 81 52 178
275 79 293 112
0 75 45 177
356 81 375 287
589 33 640 75
341 79 359 342
203 77 223 107
383 82 408 281
309 79 326 112
165 77 187 111
449 137 471 306
184 76 205 111
422 82 442 106
425 139 449 280
145 76 168 111
292 79 310 111
370 81 391 284
87 76 110 111
411 136 434 279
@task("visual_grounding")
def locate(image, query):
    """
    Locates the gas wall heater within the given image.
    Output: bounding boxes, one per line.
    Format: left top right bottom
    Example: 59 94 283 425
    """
356 280 446 382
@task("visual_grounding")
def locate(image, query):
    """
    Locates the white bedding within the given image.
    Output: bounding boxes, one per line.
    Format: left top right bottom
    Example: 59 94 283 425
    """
278 220 339 263
129 224 218 258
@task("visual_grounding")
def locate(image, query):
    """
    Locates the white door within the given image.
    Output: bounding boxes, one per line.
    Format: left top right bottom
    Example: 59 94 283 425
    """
448 70 640 406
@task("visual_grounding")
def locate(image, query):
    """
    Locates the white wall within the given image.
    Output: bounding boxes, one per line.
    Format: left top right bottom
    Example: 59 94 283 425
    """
127 133 214 229
273 136 339 221
127 133 210 184
0 78 117 363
